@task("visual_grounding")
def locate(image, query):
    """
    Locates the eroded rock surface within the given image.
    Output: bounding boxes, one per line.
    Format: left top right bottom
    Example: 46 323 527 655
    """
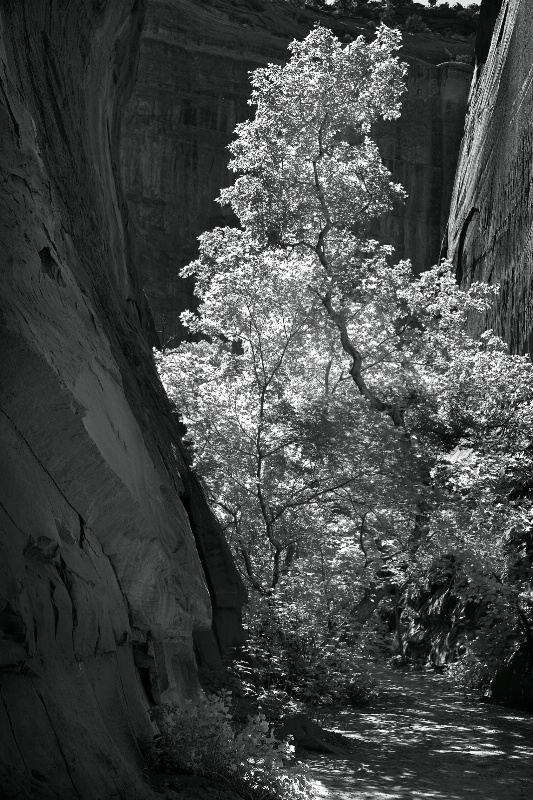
121 0 473 344
448 0 533 355
0 2 243 796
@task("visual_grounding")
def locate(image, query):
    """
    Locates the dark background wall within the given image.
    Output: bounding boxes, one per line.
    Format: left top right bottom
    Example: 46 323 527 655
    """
121 0 474 345
448 0 533 355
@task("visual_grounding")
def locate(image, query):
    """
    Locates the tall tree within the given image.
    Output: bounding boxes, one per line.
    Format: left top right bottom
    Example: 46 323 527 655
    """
159 25 533 691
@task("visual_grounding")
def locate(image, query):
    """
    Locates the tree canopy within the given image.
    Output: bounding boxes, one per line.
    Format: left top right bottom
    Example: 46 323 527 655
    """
157 25 533 705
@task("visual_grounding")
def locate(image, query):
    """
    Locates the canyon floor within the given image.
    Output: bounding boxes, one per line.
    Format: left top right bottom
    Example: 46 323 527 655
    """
306 666 533 800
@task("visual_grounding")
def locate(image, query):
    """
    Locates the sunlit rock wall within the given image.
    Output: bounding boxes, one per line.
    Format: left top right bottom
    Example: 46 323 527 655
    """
121 0 473 344
0 2 243 797
447 0 533 355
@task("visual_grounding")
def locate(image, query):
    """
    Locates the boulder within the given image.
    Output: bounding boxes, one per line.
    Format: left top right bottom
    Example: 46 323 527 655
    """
276 713 340 753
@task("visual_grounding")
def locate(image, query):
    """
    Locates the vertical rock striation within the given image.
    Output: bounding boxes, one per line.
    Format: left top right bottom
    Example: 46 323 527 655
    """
0 1 243 797
121 0 473 345
374 59 473 279
448 0 533 355
447 0 533 707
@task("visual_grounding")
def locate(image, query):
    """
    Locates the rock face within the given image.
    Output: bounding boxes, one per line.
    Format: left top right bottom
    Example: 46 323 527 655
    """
447 0 533 707
121 0 473 344
447 0 533 355
475 0 504 65
490 643 533 710
0 2 243 797
374 59 473 280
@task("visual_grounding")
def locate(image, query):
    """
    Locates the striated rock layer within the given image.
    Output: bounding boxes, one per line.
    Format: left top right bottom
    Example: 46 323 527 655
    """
0 1 244 797
121 0 473 344
447 0 533 708
448 0 533 355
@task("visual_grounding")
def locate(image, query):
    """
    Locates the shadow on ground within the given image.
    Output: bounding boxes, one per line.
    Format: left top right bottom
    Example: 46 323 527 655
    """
305 667 533 800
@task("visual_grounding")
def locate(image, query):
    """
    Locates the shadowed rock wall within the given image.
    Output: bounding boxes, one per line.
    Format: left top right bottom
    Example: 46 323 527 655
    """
374 59 473 280
121 0 473 345
446 0 533 704
448 0 533 355
0 1 243 797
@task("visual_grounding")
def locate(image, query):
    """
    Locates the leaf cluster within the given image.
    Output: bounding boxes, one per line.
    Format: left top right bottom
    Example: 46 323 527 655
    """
149 694 315 800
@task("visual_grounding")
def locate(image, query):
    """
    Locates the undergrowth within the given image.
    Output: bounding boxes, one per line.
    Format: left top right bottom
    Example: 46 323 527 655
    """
148 693 317 800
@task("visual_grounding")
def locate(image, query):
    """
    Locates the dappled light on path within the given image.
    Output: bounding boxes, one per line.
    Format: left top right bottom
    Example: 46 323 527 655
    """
306 667 533 800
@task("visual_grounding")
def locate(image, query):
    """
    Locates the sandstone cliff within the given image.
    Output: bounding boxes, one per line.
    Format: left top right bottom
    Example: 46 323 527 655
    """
0 2 243 797
447 0 532 355
447 0 533 708
121 0 474 344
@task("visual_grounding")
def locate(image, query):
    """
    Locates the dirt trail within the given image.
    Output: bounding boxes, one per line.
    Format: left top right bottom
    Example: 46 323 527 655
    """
305 667 533 800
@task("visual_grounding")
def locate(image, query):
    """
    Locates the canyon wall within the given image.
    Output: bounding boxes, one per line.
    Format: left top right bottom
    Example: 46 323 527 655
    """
0 2 243 797
446 0 533 707
121 0 474 344
447 0 532 355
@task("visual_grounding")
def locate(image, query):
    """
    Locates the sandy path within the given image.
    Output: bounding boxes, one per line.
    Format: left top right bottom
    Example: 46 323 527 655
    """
305 667 533 800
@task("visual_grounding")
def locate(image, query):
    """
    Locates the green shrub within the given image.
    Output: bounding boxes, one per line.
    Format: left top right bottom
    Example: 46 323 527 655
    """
455 53 473 65
445 652 493 698
236 601 379 715
405 14 430 33
148 693 316 800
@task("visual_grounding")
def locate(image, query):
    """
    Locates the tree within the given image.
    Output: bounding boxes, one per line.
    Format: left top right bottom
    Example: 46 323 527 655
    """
193 26 410 422
157 244 423 596
158 25 533 697
160 25 420 593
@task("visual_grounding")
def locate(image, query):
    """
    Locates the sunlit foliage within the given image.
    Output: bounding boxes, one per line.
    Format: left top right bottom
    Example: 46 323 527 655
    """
158 25 533 699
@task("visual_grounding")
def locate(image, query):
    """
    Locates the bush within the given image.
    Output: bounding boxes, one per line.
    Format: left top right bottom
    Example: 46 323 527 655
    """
445 652 493 698
235 596 380 715
379 8 396 25
455 53 474 65
404 14 430 33
148 693 316 800
293 648 378 709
